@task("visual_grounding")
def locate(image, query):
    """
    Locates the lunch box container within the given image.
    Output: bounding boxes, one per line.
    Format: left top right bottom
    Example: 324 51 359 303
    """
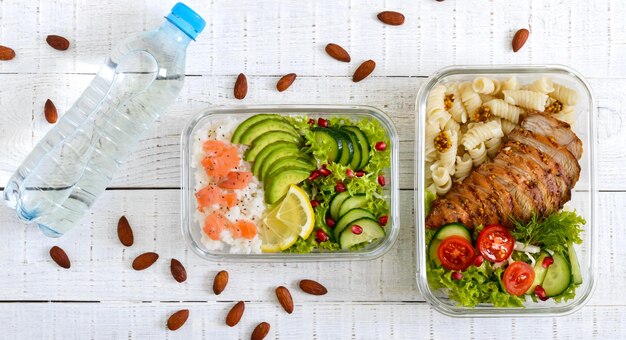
414 65 598 316
181 105 399 262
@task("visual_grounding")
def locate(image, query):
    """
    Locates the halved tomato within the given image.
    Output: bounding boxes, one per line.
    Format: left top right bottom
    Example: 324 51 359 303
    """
437 236 475 271
477 224 515 263
502 261 535 296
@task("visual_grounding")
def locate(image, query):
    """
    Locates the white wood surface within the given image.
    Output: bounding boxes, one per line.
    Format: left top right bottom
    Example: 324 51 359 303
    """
0 0 625 338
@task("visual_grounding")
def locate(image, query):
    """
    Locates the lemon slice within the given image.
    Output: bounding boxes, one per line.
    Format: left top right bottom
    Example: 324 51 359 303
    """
259 185 315 252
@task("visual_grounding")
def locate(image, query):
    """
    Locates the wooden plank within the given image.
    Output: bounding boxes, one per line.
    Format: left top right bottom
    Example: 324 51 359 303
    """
0 189 621 307
0 74 624 190
0 302 623 339
0 0 624 78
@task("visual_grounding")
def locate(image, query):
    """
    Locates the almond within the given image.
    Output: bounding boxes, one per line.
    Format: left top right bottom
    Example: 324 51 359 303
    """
170 259 187 283
225 301 245 327
117 215 133 247
234 73 248 99
49 246 70 269
167 309 189 331
275 286 294 314
46 35 70 51
44 99 58 124
132 252 159 270
251 322 270 340
377 11 405 26
276 73 297 92
0 45 16 61
213 270 229 295
299 279 327 295
352 60 376 83
325 43 351 62
512 28 529 52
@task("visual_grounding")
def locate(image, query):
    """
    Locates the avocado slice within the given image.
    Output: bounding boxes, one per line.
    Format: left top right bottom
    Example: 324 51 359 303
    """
265 157 316 179
239 118 299 145
264 169 311 204
245 131 301 162
252 142 299 179
232 114 279 144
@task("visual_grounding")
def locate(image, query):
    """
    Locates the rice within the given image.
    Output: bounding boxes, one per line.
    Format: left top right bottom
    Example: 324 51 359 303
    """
192 117 264 254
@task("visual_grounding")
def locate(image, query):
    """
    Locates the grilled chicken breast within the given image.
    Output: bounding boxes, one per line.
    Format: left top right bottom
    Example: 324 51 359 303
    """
426 113 582 229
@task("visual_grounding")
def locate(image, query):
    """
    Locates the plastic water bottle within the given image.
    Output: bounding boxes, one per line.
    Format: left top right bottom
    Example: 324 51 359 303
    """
2 3 205 237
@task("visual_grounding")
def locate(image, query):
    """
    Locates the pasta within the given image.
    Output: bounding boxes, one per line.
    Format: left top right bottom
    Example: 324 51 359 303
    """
438 130 458 176
472 77 501 95
484 98 525 123
503 90 549 111
446 84 468 123
521 77 554 94
444 117 461 133
501 119 518 135
501 76 520 91
460 84 483 119
424 122 440 162
468 142 488 166
553 105 577 125
427 84 449 127
431 165 452 195
485 137 502 158
550 83 579 106
461 120 504 150
454 153 473 181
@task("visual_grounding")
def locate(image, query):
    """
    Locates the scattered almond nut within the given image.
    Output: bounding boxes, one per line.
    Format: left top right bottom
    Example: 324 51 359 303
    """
377 11 405 26
213 270 229 295
276 73 297 92
251 322 271 340
46 35 70 51
512 28 530 52
132 252 159 270
299 279 327 295
234 73 248 99
170 259 187 283
167 309 189 331
275 286 294 314
44 99 58 124
325 43 351 62
116 216 133 247
225 301 245 327
0 45 16 61
352 60 376 83
49 246 71 269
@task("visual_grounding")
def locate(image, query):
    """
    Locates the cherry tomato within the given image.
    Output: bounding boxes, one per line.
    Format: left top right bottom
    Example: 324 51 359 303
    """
477 225 515 263
502 261 535 296
437 236 475 271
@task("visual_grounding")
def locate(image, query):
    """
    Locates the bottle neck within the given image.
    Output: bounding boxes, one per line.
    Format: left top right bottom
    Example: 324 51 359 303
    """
158 20 193 47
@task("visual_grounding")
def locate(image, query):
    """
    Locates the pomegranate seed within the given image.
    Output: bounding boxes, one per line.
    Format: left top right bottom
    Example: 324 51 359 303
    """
473 255 484 267
315 229 328 243
335 182 346 193
542 256 554 268
325 216 336 228
451 271 463 280
308 118 315 125
534 285 549 301
356 170 365 177
321 164 327 169
346 168 355 178
375 141 387 151
317 118 328 127
308 170 320 181
319 168 331 176
378 215 388 226
310 200 320 208
378 175 386 186
351 225 363 235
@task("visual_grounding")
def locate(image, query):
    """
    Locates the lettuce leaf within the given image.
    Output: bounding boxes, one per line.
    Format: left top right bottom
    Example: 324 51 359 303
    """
511 211 585 253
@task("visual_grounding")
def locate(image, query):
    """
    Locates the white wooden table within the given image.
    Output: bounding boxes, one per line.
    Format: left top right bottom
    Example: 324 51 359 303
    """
1 0 625 338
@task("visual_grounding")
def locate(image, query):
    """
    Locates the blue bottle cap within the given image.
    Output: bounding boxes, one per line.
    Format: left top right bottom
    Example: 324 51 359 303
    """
166 2 206 40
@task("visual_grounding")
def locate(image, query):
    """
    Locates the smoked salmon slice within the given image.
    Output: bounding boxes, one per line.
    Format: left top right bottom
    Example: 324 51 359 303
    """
228 220 257 239
203 211 232 240
201 140 240 178
218 171 253 190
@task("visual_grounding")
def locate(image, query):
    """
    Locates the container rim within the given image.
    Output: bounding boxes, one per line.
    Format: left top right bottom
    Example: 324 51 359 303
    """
414 64 598 317
181 104 400 262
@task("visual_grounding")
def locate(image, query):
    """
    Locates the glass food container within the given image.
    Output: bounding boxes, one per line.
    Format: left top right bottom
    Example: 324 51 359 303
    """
182 105 399 262
414 65 597 316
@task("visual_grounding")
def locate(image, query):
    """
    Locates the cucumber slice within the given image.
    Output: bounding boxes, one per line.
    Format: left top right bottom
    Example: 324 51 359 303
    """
331 128 354 166
231 114 278 144
329 191 351 221
313 128 343 162
342 126 370 169
429 238 442 266
341 128 362 170
526 252 551 294
239 119 299 145
434 223 471 241
568 244 582 285
245 131 301 162
542 252 571 297
339 218 385 250
337 194 369 218
333 208 376 239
